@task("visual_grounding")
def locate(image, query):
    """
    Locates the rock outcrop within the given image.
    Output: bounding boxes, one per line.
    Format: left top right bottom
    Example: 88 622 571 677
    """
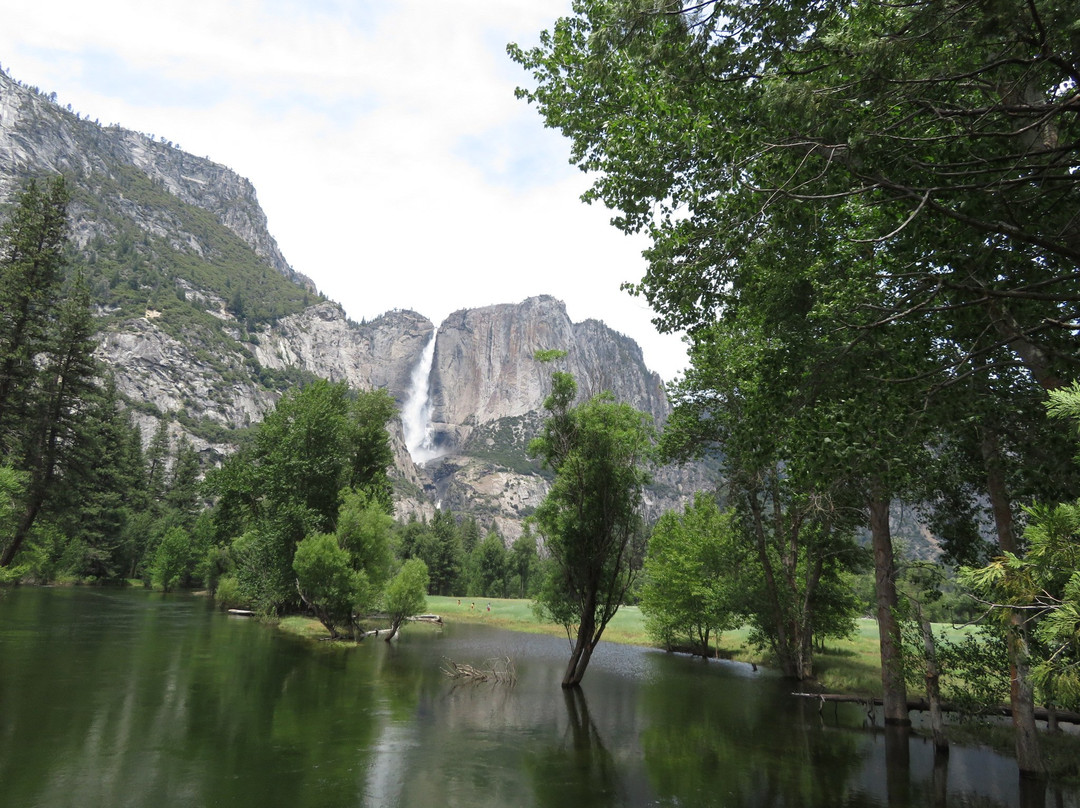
251 304 434 403
426 296 668 454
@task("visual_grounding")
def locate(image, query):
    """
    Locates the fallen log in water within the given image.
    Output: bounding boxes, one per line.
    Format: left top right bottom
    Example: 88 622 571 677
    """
792 692 1080 725
441 656 517 685
409 614 443 624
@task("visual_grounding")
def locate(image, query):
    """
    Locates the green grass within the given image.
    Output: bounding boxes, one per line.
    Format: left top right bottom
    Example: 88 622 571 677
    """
425 596 652 643
807 620 889 694
277 615 328 641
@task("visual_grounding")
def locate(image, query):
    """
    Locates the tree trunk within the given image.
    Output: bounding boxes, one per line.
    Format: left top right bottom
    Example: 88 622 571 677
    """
918 605 949 754
981 431 1044 776
981 428 1016 554
1008 612 1045 777
986 301 1064 391
868 492 910 726
884 723 911 806
384 618 403 642
792 618 814 681
931 744 949 808
563 603 597 688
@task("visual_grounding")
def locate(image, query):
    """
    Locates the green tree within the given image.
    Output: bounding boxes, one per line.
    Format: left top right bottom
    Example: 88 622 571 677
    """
251 379 354 534
149 526 192 593
459 514 481 556
336 488 394 592
144 418 171 506
0 242 99 566
529 371 654 687
396 515 432 563
0 176 71 441
410 509 463 596
165 436 201 527
470 529 510 598
640 494 742 657
293 532 366 639
383 558 429 642
206 380 398 611
346 388 397 511
0 177 122 575
659 302 886 682
46 377 146 580
511 526 538 598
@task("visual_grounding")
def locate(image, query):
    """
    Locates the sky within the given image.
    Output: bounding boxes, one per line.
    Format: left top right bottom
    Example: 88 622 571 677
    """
0 0 689 381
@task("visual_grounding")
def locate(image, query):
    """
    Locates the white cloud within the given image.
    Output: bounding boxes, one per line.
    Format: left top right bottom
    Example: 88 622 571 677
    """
0 0 688 380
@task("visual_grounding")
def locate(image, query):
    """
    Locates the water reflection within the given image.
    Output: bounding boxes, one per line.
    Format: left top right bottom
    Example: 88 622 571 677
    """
2 589 1078 808
529 688 619 808
639 662 865 807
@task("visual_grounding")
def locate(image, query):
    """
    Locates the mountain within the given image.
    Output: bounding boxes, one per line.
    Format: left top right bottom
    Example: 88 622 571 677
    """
0 69 707 537
402 295 707 537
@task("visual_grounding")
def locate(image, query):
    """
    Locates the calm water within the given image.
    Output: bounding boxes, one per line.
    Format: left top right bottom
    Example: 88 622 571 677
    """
0 588 1075 808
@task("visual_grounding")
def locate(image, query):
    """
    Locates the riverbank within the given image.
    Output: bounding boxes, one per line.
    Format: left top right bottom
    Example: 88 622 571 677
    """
275 594 886 694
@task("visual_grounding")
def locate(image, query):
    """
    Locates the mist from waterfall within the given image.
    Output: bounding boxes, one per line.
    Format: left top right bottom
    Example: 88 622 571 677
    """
402 334 440 465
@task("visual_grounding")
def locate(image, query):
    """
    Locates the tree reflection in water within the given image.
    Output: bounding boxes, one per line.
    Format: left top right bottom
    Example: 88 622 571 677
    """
528 687 620 807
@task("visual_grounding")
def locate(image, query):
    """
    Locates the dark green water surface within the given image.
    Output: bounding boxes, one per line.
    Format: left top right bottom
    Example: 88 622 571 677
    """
0 588 1075 807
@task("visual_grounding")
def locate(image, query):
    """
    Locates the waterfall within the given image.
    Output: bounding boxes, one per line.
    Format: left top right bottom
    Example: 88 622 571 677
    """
402 334 440 465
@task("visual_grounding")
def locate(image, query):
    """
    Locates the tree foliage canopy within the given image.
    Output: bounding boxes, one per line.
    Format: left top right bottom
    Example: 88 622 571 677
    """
511 0 1079 389
207 380 397 611
640 493 744 655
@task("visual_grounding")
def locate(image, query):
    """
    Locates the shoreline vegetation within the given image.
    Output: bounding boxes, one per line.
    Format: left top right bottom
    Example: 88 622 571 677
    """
276 594 888 695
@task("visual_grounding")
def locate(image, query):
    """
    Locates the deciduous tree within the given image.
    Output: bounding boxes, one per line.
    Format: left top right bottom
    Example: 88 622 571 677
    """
383 558 429 642
293 531 365 639
640 494 743 657
530 371 654 687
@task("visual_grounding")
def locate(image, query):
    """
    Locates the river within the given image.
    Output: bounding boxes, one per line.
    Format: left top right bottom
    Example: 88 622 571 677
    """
0 587 1076 807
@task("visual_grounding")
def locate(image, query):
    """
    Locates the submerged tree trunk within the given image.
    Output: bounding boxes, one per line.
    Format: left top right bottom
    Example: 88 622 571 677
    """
981 430 1044 776
563 595 598 688
1009 612 1045 777
917 604 949 754
868 492 910 726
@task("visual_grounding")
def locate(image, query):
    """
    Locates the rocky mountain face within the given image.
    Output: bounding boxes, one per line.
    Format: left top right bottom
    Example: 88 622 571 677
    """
426 295 668 454
0 69 707 538
0 74 308 291
404 295 707 537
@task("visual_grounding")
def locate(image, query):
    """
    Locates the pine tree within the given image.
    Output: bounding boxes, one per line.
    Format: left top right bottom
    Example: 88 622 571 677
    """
0 177 70 454
0 179 101 568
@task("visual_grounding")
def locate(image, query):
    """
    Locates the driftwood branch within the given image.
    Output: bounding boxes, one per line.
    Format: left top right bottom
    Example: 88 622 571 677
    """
441 656 517 685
